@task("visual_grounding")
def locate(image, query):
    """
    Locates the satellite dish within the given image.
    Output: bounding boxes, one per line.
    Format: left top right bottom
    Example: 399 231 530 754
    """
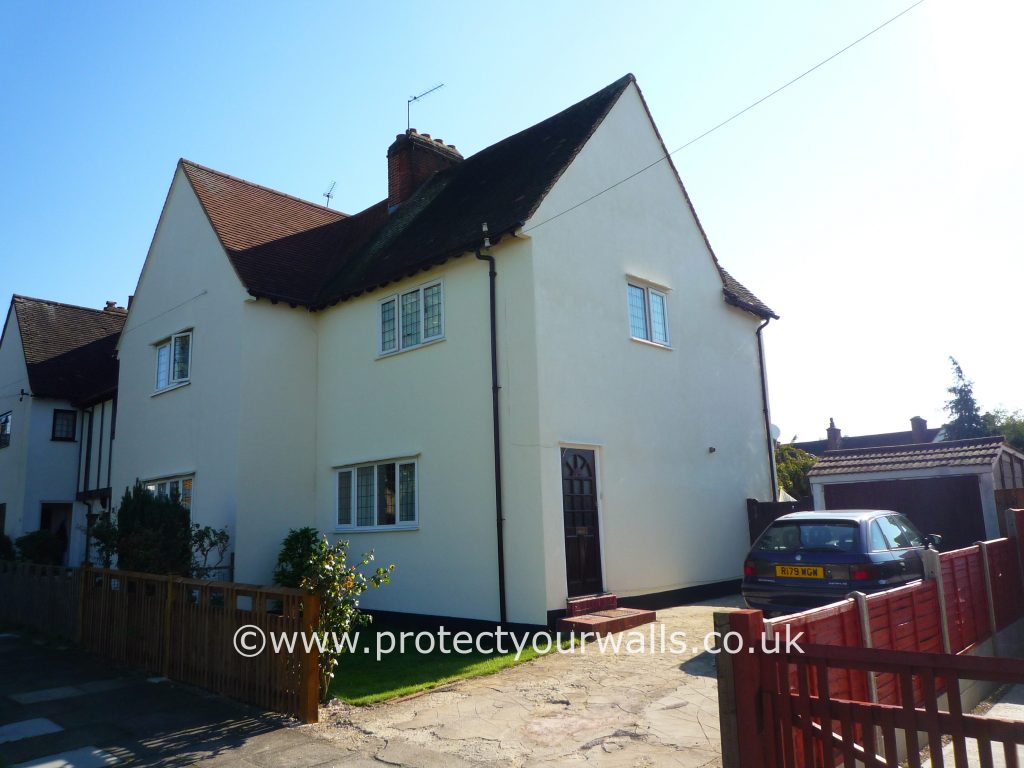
770 424 781 441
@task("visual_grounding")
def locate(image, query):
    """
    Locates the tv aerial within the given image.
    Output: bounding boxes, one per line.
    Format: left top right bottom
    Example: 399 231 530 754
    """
407 83 444 130
322 181 336 208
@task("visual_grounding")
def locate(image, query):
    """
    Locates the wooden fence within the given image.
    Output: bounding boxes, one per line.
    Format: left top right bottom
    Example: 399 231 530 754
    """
0 562 319 723
725 609 1024 768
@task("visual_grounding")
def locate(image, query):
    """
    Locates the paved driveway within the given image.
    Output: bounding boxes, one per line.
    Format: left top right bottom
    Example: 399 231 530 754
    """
0 595 741 767
314 595 744 767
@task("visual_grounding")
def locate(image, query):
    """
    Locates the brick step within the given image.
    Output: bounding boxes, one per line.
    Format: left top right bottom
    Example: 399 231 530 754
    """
565 593 617 617
557 607 657 636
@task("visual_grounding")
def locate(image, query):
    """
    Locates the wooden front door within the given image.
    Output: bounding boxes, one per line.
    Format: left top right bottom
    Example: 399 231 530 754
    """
562 448 603 597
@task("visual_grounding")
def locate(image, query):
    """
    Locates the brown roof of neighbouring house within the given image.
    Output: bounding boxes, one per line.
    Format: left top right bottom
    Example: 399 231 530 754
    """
10 295 126 404
807 436 1007 477
794 427 944 457
180 75 775 318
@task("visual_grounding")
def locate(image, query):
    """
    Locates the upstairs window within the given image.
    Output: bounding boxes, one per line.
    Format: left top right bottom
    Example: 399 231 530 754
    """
155 332 192 391
379 281 443 355
337 458 418 530
51 409 77 442
627 282 669 346
0 412 10 449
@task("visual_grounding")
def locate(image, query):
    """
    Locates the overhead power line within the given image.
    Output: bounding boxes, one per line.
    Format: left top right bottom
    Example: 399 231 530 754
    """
523 0 927 234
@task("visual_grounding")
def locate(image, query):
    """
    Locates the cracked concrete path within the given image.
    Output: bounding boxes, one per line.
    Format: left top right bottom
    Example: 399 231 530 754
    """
313 594 744 767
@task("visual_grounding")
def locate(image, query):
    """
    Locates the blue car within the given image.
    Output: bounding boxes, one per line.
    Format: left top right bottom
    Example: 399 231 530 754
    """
741 510 941 615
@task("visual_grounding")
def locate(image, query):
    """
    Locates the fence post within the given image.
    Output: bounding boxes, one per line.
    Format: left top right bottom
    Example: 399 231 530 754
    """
718 609 767 768
851 592 879 702
299 593 320 724
977 541 1000 655
922 548 952 654
76 566 88 645
162 574 176 678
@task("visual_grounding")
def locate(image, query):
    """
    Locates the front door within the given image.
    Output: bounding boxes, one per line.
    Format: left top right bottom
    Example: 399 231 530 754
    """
561 448 603 597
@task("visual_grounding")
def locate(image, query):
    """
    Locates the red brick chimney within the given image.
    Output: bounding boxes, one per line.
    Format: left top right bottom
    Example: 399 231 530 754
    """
910 416 929 443
387 129 463 209
826 418 842 451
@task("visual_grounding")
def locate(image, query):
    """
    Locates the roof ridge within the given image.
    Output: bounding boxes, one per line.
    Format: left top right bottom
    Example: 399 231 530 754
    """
824 435 1004 455
179 159 349 219
12 294 126 318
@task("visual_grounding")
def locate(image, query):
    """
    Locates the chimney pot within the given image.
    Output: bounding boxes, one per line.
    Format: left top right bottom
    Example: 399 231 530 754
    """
826 418 842 451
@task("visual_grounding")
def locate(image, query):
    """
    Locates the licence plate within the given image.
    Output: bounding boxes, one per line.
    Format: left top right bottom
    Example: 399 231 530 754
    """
775 565 824 579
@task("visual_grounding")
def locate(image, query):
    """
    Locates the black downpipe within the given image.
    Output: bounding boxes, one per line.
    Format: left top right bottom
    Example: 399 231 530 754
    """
476 238 508 625
755 318 778 501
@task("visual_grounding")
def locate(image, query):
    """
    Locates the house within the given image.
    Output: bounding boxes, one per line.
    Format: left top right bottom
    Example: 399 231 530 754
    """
111 74 778 626
793 416 943 456
808 436 1024 549
0 296 126 565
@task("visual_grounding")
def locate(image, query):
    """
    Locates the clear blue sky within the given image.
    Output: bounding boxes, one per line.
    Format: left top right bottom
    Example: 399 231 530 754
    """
2 1 1020 441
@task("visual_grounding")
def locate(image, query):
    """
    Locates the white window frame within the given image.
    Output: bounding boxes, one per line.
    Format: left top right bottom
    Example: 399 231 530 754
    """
144 473 195 511
626 281 671 347
335 458 419 531
377 280 444 356
154 331 192 392
0 411 11 449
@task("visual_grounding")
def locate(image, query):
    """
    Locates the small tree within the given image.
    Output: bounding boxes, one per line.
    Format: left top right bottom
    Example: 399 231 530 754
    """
191 524 231 579
982 408 1024 453
14 529 63 565
295 534 394 703
944 357 986 440
272 527 321 588
775 441 817 500
116 481 192 575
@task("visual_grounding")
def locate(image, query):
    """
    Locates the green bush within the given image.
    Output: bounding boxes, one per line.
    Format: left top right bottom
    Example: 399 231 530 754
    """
15 529 63 565
0 533 14 561
273 526 321 588
115 480 191 575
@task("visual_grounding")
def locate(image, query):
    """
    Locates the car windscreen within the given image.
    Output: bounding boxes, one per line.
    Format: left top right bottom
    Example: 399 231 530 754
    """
756 521 861 554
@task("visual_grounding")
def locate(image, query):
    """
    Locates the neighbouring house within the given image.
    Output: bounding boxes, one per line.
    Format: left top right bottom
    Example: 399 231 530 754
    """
111 74 778 626
793 415 943 456
0 296 126 565
808 436 1024 549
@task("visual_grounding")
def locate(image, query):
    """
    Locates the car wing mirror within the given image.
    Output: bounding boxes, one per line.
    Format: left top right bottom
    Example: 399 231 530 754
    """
923 533 942 549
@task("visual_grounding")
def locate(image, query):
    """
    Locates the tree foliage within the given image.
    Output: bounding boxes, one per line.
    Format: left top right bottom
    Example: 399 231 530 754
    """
775 442 817 500
982 409 1024 453
943 357 986 440
278 530 394 703
14 529 63 565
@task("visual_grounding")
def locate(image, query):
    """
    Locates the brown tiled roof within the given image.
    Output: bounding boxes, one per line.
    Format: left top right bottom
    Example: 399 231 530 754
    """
11 296 126 404
807 436 1006 477
795 427 943 457
180 74 774 318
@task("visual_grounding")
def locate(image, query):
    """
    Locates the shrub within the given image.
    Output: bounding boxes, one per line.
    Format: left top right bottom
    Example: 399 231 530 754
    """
191 524 231 579
15 529 63 565
289 531 394 703
114 481 192 575
0 533 14 561
273 526 321 588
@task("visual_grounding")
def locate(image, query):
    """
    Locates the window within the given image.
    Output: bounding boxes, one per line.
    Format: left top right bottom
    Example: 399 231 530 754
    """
51 409 77 442
145 474 194 510
379 281 443 354
627 282 669 345
337 459 417 529
155 332 192 391
0 412 10 449
757 521 859 553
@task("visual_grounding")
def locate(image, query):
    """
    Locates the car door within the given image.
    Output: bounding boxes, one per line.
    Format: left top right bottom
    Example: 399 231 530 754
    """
876 514 923 585
868 519 900 582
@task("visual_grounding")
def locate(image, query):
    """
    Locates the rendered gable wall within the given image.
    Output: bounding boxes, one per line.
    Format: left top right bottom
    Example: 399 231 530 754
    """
527 82 773 611
0 308 32 537
112 166 249 555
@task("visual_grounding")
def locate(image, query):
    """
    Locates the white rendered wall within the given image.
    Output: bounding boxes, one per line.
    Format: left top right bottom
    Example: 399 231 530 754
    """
0 307 31 537
112 167 247 553
526 82 773 613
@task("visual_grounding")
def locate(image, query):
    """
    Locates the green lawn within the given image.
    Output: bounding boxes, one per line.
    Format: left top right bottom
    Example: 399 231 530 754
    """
329 622 570 705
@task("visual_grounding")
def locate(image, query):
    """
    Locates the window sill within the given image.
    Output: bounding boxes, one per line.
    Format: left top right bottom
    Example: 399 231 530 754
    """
376 336 445 360
334 524 420 533
151 381 191 398
629 337 672 351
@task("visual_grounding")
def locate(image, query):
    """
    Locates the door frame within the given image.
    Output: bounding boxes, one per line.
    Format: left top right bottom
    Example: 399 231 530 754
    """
558 442 607 598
